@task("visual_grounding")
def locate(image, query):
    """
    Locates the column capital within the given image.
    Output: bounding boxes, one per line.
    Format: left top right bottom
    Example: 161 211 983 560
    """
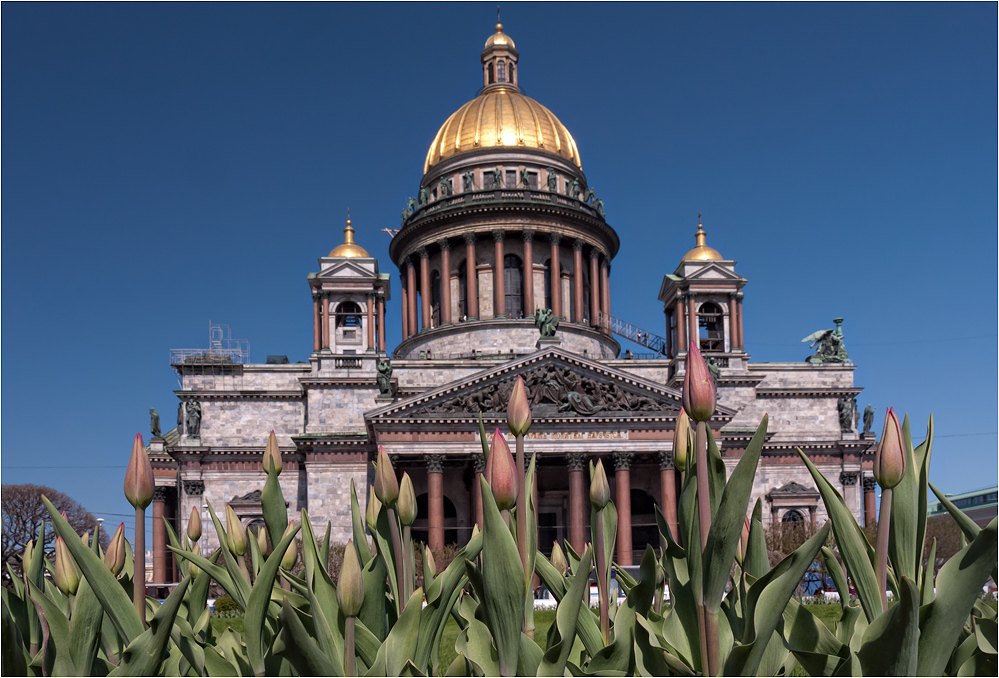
566 452 586 472
424 453 445 474
612 450 633 471
463 232 477 245
492 229 506 242
417 246 430 259
862 476 877 492
405 255 416 269
728 291 738 299
522 229 535 243
438 238 451 251
658 449 674 470
549 232 561 246
366 291 376 300
312 289 321 300
152 486 170 502
182 479 204 496
472 454 486 474
601 258 610 271
839 471 859 486
573 239 585 252
376 290 386 299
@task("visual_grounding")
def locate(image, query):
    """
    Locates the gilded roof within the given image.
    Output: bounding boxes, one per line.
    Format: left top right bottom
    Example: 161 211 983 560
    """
682 220 723 261
424 89 581 173
328 218 370 258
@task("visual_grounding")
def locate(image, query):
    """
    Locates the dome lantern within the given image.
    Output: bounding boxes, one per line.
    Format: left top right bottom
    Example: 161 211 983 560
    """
328 211 371 258
482 19 519 92
681 213 724 262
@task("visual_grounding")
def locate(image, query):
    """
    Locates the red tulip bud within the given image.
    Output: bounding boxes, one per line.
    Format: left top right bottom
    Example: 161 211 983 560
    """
507 375 532 437
54 536 80 596
263 430 282 475
682 344 716 423
105 522 127 576
673 408 692 472
590 459 611 510
874 408 906 489
123 433 154 509
485 428 518 510
373 446 400 506
398 473 417 526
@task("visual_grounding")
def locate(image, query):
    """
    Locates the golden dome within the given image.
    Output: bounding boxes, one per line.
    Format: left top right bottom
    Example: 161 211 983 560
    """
484 22 515 50
424 90 581 173
682 217 723 261
328 216 370 258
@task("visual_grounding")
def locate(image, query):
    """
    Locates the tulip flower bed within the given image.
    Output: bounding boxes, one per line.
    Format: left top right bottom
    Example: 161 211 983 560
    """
2 344 995 676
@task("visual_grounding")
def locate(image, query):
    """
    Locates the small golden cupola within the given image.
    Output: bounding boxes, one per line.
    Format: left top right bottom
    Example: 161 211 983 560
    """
482 20 519 91
682 214 724 261
328 212 371 258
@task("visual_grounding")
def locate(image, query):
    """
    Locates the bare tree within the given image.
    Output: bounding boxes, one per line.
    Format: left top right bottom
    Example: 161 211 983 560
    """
2 484 107 587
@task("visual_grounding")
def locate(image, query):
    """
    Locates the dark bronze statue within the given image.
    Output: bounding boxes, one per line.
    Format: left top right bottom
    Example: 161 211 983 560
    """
439 177 452 197
418 186 431 205
568 178 581 199
546 167 557 192
837 397 854 432
707 357 721 395
491 167 503 189
149 408 161 438
186 401 202 437
177 401 184 435
535 307 559 338
802 318 850 364
376 359 393 396
863 404 874 434
462 171 475 192
595 198 605 218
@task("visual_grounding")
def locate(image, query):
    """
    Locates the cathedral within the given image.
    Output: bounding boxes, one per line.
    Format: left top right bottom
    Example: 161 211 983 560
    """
148 22 877 585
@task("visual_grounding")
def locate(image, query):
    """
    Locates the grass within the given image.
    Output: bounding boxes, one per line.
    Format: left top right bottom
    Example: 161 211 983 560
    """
206 603 844 672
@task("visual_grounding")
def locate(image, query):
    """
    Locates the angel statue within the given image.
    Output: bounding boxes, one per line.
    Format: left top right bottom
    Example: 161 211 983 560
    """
802 317 850 364
535 307 560 338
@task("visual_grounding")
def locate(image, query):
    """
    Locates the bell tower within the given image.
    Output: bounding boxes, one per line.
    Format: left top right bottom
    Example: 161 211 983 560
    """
658 215 746 359
481 19 519 92
308 215 390 357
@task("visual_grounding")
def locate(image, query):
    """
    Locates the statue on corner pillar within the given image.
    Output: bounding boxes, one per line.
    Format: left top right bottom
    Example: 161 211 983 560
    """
535 307 559 338
376 359 394 397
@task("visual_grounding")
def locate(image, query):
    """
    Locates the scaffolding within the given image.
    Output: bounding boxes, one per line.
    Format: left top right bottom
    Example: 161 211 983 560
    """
170 321 251 389
598 311 668 356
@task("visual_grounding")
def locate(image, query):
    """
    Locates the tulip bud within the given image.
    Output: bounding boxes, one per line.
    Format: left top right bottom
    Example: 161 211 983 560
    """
123 433 154 509
263 430 282 475
54 536 79 596
280 521 298 570
398 473 417 526
673 408 692 472
22 540 34 570
256 526 269 556
590 459 611 510
365 485 382 532
735 515 751 565
373 446 400 506
188 541 201 580
425 545 437 578
485 429 518 511
874 407 906 489
105 522 127 576
81 531 90 548
471 524 480 539
507 375 532 437
225 505 247 556
682 344 716 423
187 505 202 543
337 539 364 617
551 541 568 576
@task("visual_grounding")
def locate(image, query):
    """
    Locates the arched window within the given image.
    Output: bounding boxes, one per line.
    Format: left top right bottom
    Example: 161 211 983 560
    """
487 63 494 84
698 301 724 352
782 509 805 524
544 258 560 311
335 301 362 328
509 63 515 83
430 271 441 328
497 60 506 82
504 254 524 318
457 261 468 319
583 270 592 324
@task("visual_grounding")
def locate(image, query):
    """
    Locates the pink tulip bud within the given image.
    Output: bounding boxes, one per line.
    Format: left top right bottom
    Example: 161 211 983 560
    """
225 505 247 556
590 459 611 510
338 539 364 617
485 428 518 511
682 344 716 423
874 408 906 489
263 430 282 475
398 473 417 527
507 375 532 437
123 433 154 509
187 505 202 543
373 446 400 506
673 408 692 472
105 523 127 576
54 536 80 596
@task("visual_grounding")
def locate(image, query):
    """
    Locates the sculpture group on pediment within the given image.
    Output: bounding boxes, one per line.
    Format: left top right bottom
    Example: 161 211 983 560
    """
418 363 669 417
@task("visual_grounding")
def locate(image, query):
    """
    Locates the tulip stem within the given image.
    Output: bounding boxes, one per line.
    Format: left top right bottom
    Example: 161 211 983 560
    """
876 488 892 613
694 420 718 676
403 525 413 603
344 617 357 677
134 506 146 627
387 507 405 613
595 508 610 645
515 434 527 571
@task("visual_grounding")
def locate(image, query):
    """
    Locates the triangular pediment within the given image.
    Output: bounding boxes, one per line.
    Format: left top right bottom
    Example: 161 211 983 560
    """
317 258 377 280
366 348 736 423
683 262 743 282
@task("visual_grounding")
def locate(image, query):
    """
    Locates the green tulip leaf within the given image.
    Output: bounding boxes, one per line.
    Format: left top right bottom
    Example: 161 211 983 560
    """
821 546 850 611
275 597 339 676
887 415 920 584
261 465 289 553
204 503 252 606
301 513 346 675
244 519 301 676
69 576 106 675
351 481 373 566
111 577 191 677
857 576 920 676
539 545 593 677
744 498 770 579
26 578 76 677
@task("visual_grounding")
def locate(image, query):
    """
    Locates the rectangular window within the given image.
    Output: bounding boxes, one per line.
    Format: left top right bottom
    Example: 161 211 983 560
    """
343 329 355 339
483 172 496 189
527 171 538 189
505 170 517 188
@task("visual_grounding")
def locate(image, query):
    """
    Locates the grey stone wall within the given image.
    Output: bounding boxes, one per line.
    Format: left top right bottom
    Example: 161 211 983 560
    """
305 462 370 543
305 386 380 433
199 400 305 447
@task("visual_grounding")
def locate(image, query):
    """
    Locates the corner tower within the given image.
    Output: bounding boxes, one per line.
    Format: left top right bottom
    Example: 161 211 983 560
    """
390 22 619 360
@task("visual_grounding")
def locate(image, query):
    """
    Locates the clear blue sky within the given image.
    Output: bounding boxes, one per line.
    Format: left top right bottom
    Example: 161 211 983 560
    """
3 3 996 536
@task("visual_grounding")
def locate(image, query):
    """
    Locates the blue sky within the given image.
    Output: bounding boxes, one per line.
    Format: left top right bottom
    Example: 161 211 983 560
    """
3 3 996 536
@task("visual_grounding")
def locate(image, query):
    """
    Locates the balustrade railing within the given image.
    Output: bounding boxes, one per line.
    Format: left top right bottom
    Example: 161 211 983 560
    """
402 187 603 226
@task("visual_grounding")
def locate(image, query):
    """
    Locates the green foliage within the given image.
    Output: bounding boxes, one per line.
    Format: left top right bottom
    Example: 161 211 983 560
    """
1 409 993 677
